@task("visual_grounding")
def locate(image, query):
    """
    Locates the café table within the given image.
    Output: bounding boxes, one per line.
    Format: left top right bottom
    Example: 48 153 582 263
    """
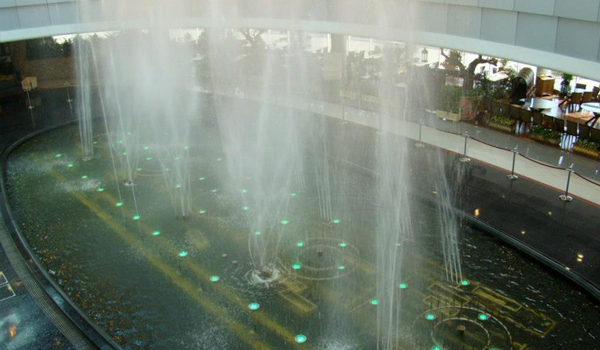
580 102 600 127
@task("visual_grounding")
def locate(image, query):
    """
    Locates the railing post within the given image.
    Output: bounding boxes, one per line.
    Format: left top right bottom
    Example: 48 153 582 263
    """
415 119 425 148
459 132 471 162
559 164 574 202
506 146 519 180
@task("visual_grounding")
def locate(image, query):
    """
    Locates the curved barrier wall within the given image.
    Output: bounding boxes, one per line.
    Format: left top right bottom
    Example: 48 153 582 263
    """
3 0 600 80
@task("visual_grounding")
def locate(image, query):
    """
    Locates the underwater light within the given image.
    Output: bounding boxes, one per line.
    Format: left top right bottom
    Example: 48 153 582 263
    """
117 140 123 144
370 299 379 305
133 215 140 220
460 280 470 286
395 243 402 247
281 220 289 225
291 192 297 197
297 241 304 247
248 302 260 311
338 265 345 270
292 263 301 270
399 283 407 289
210 275 220 282
425 314 436 321
478 314 489 321
254 231 261 236
115 202 123 207
146 157 152 161
332 219 340 224
199 177 205 181
294 335 307 344
152 231 160 236
97 188 104 192
136 168 142 172
242 189 248 193
175 184 182 189
338 242 347 248
178 251 188 257
144 146 149 150
211 189 218 193
122 152 127 156
82 175 88 179
55 153 61 158
217 158 222 162
432 347 442 350
68 163 74 168
198 210 206 214
242 206 249 211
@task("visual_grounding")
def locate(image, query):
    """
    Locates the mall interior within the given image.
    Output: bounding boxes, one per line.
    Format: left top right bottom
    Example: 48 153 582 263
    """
1 1 600 350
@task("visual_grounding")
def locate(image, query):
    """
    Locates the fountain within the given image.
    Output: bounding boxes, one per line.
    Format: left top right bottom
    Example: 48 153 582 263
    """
2 1 600 350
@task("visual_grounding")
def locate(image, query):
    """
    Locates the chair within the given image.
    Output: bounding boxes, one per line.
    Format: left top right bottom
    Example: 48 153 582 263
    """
542 114 555 127
566 120 578 136
591 128 600 143
554 118 565 132
579 123 591 139
576 83 587 90
519 108 532 124
569 92 583 112
509 105 520 120
532 110 543 125
592 86 600 100
582 91 593 104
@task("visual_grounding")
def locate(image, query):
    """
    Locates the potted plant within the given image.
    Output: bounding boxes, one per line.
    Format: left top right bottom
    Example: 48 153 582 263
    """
573 139 600 159
531 125 561 146
437 85 462 122
560 73 573 98
488 112 516 133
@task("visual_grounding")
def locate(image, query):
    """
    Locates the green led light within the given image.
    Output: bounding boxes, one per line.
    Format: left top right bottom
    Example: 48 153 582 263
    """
122 152 128 156
97 188 104 192
136 168 142 172
254 231 261 236
399 283 407 289
55 153 62 158
460 280 470 286
152 231 160 236
339 242 347 248
370 299 379 305
426 314 436 321
210 275 220 282
432 347 442 350
211 189 218 193
199 177 205 181
248 302 260 311
144 146 149 150
242 189 248 193
478 314 489 321
179 251 188 257
292 263 301 270
198 210 206 214
291 192 297 197
67 163 74 168
115 202 123 207
165 168 171 172
82 175 88 179
294 335 307 344
93 141 98 145
242 206 249 211
184 146 189 150
175 184 182 189
117 140 123 144
395 243 402 247
338 265 345 270
146 157 152 161
332 219 340 224
217 158 222 162
133 214 140 220
281 220 289 225
297 241 304 247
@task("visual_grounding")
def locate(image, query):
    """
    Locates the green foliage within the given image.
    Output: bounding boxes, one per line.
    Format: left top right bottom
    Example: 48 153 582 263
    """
490 113 515 126
441 50 463 71
26 37 73 60
575 139 600 151
438 85 462 114
532 125 561 140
